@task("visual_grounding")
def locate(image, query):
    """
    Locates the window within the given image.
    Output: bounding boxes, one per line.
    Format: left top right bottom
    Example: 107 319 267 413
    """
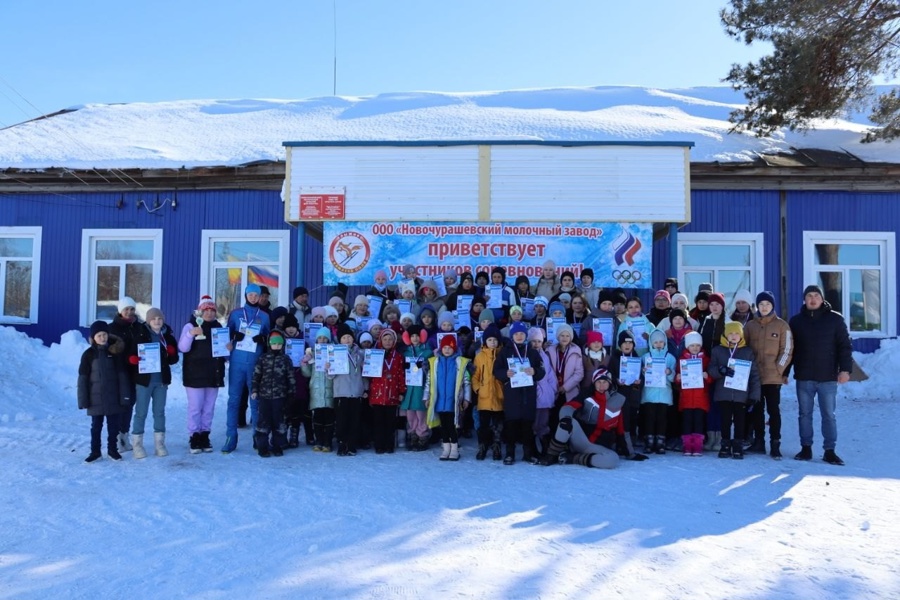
0 227 42 324
677 233 764 307
200 230 291 317
803 232 896 337
81 229 162 325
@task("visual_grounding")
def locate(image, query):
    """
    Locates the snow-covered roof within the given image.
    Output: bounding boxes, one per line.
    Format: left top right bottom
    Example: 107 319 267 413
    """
0 86 894 169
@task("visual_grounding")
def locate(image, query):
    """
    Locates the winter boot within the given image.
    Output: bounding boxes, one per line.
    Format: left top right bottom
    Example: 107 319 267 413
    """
132 434 147 459
655 435 667 455
154 432 168 457
189 433 202 455
794 445 813 461
731 439 744 460
539 439 567 466
492 442 502 461
255 432 270 457
523 441 538 465
503 444 516 465
107 446 123 461
711 431 722 452
116 432 128 454
691 433 705 456
823 449 845 466
439 442 452 461
718 439 732 459
644 435 656 454
271 441 284 457
703 431 716 451
122 431 133 451
84 451 102 463
747 437 766 454
220 432 238 454
288 426 300 449
476 444 488 461
770 439 782 460
200 432 213 452
682 435 693 456
449 443 460 461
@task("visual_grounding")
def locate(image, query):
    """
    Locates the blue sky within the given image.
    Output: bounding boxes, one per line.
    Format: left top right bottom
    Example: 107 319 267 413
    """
0 0 769 128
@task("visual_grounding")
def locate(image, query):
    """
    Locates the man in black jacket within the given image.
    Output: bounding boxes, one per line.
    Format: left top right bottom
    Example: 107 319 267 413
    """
788 285 852 465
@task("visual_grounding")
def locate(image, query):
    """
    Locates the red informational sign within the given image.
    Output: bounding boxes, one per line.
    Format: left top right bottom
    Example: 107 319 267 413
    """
299 193 346 220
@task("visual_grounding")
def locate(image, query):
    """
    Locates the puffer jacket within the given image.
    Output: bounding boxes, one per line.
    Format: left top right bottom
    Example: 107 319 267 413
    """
130 323 179 386
367 348 406 406
743 311 793 385
329 345 366 398
252 350 296 400
400 343 431 411
301 359 334 409
535 349 558 409
788 301 853 382
179 320 226 388
424 355 472 427
471 345 505 412
546 343 585 402
77 336 131 417
709 343 761 404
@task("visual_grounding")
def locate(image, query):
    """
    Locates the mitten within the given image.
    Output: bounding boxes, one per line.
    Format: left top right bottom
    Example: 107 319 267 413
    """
233 331 246 342
558 417 573 433
128 355 140 366
252 334 266 344
718 365 735 377
166 344 177 357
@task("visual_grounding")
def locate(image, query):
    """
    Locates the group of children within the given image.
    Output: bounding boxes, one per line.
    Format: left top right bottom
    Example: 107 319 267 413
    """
78 262 774 468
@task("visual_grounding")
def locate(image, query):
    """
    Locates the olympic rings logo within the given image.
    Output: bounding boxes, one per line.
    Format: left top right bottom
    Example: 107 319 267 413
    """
611 270 643 284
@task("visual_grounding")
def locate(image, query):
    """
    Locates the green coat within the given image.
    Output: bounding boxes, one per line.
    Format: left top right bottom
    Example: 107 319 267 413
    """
400 344 432 411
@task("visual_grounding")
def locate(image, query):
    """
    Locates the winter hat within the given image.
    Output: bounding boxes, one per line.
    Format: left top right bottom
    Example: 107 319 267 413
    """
649 329 667 346
382 304 401 320
586 330 603 346
554 323 574 341
509 305 523 316
527 327 545 342
311 306 327 321
515 275 530 288
268 331 285 346
245 283 261 296
803 284 824 298
560 270 576 283
398 281 417 296
367 320 383 333
89 320 109 338
358 331 374 345
733 289 754 306
336 323 355 341
708 292 726 308
419 279 438 295
258 286 270 296
684 331 703 348
439 334 458 352
374 269 388 281
270 306 288 323
315 328 333 342
483 324 503 345
510 322 528 338
723 321 745 342
146 307 164 322
353 295 369 308
491 266 506 280
478 309 495 323
613 289 628 306
617 329 635 346
292 286 309 299
402 264 417 278
443 269 458 283
400 312 417 325
654 290 671 302
664 277 679 289
592 368 612 384
558 292 572 303
437 310 455 329
475 271 489 284
695 290 710 304
379 328 397 345
328 295 345 309
668 308 688 324
548 301 565 315
471 296 486 309
118 296 137 313
697 282 714 294
756 290 776 307
197 295 216 312
534 296 549 309
323 305 339 320
418 305 437 322
345 319 358 332
282 314 299 330
403 324 426 340
597 290 614 306
542 259 556 270
580 268 594 281
671 293 689 308
459 271 474 284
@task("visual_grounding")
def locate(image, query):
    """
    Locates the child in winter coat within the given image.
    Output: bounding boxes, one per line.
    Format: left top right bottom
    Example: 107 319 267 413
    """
329 323 366 456
300 328 336 452
367 328 407 453
424 335 472 461
640 329 676 454
709 322 762 460
546 323 585 436
580 330 609 395
251 331 296 457
607 329 643 449
471 324 505 461
577 268 601 311
529 296 549 331
282 314 312 447
675 331 712 456
128 307 179 459
530 326 558 459
616 297 653 357
78 321 131 462
401 325 432 451
698 292 730 451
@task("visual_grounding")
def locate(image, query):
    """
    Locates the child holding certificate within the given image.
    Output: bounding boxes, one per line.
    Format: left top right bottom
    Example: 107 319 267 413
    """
709 322 762 460
471 325 506 461
616 297 653 357
607 330 643 450
329 323 366 456
640 329 675 454
401 325 432 451
300 328 335 452
367 329 407 454
675 331 711 456
424 335 472 461
282 314 313 448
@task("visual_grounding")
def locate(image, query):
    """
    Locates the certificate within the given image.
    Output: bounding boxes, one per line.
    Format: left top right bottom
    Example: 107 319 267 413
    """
487 285 503 309
285 338 305 367
680 358 704 389
456 295 473 315
507 358 533 388
405 356 424 386
366 295 384 319
437 332 457 352
431 277 447 297
629 321 648 350
314 344 327 372
327 344 350 375
304 322 323 346
593 318 614 347
137 343 161 374
724 358 752 391
235 319 260 353
362 349 385 377
473 329 484 344
211 328 231 358
395 299 412 315
453 309 467 331
620 356 642 385
546 317 564 345
521 297 535 320
644 356 668 388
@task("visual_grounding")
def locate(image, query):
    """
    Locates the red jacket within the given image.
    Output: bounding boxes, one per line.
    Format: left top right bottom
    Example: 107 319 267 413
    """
566 390 626 444
367 348 406 406
676 349 711 411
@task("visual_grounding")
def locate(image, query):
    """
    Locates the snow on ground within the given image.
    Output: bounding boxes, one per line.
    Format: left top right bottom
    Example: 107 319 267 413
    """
0 86 896 170
1 325 899 599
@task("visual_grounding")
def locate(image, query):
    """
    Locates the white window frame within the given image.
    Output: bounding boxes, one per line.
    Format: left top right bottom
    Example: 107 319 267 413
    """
80 229 163 326
677 232 765 307
199 229 291 310
0 226 42 324
802 231 896 339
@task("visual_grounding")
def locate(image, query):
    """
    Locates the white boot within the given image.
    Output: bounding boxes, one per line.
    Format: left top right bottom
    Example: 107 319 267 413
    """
440 442 451 461
122 432 133 451
448 443 460 461
154 432 168 457
132 434 147 459
116 432 127 454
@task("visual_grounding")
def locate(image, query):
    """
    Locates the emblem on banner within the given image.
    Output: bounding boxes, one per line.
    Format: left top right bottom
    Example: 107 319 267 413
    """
329 231 371 274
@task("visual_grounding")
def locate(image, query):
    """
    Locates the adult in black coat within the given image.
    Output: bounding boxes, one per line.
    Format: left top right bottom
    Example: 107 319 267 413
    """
493 322 546 464
787 285 853 465
108 297 142 451
77 321 131 462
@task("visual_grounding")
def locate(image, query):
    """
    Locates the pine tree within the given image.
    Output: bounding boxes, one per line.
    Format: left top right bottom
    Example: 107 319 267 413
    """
721 0 900 142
